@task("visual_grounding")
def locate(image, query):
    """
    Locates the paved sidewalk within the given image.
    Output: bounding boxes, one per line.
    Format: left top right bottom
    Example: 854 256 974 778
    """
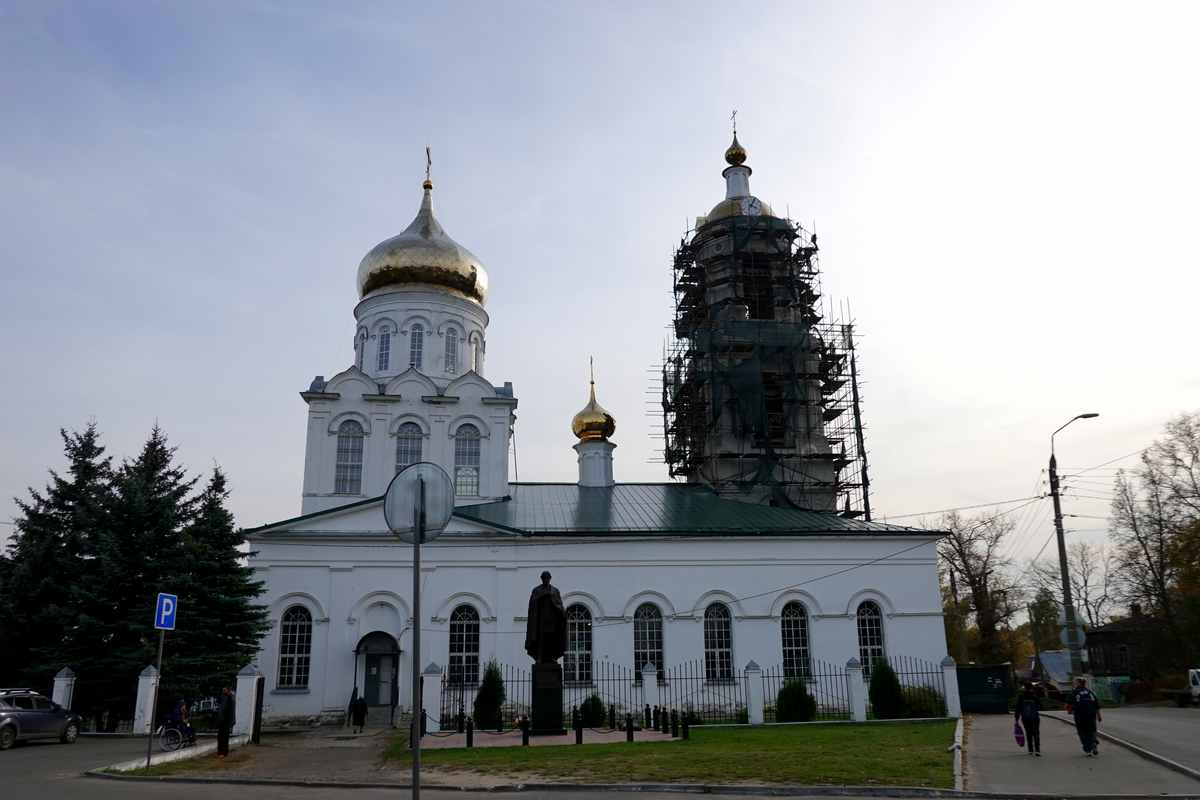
965 713 1200 795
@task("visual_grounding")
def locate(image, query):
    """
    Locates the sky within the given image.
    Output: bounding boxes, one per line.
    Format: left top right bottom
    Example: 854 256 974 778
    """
2 1 1198 578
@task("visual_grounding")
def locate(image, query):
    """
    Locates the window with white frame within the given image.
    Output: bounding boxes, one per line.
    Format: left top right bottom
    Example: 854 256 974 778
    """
703 602 733 682
395 422 422 473
781 602 811 679
856 600 886 677
277 606 313 689
454 424 481 496
564 604 593 684
448 605 480 685
445 329 458 373
377 330 391 372
334 420 365 494
633 603 664 682
409 323 424 369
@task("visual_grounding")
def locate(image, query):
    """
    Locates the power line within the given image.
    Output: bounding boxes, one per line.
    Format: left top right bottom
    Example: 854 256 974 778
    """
882 495 1044 521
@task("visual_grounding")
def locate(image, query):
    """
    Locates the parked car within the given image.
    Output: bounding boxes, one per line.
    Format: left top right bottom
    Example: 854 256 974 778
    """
0 688 82 750
1161 669 1200 707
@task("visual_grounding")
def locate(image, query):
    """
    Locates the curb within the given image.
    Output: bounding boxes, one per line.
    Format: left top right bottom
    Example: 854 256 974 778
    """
1043 712 1200 784
951 718 964 791
82 771 1200 798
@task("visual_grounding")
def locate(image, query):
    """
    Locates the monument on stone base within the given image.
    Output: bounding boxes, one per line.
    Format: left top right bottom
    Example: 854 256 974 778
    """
524 570 567 735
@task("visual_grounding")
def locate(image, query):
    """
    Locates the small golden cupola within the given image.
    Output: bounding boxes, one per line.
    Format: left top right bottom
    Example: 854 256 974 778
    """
571 359 616 442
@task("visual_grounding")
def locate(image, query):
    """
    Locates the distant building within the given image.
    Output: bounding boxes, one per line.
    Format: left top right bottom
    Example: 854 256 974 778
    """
246 134 948 725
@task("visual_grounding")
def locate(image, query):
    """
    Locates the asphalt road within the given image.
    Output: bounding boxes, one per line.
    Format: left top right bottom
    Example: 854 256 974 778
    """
2 735 887 800
1095 705 1200 772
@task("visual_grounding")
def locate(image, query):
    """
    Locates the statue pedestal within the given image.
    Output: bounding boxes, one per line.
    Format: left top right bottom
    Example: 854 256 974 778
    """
530 662 566 736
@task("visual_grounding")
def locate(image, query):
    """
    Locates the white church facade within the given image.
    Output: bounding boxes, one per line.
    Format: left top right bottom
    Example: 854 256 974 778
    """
246 139 949 725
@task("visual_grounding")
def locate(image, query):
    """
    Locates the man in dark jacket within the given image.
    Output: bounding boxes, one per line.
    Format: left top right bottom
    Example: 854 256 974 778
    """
1067 677 1102 756
217 686 236 758
1015 682 1042 756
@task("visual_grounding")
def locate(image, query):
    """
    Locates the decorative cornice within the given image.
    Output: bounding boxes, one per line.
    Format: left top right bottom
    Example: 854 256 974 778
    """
362 393 404 402
300 391 340 403
481 397 519 406
422 395 459 404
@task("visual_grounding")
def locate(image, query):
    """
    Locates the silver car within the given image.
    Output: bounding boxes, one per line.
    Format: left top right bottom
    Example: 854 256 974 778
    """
0 689 81 750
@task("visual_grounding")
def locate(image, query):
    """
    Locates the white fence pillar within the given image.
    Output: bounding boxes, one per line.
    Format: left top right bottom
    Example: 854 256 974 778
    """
941 656 962 718
422 663 443 733
133 665 159 734
52 667 76 711
846 658 867 722
233 664 261 737
641 663 659 712
746 661 764 725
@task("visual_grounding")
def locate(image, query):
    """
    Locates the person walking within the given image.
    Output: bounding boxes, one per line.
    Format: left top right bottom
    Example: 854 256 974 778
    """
217 686 236 759
351 694 368 734
1014 681 1042 756
1067 677 1103 756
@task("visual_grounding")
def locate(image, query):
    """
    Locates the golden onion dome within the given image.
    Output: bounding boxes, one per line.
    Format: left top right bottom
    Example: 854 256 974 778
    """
706 195 775 223
725 133 747 166
571 374 616 442
356 181 489 303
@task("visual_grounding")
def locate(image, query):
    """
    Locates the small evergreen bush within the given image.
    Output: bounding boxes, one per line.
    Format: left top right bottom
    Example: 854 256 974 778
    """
868 661 907 719
901 686 945 718
473 660 506 730
775 680 817 722
579 693 606 727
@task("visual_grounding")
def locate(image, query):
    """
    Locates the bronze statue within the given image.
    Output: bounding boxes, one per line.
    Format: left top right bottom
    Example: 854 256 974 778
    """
524 571 566 664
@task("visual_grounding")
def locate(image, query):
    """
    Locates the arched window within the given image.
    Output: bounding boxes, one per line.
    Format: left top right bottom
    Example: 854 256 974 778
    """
334 420 365 494
448 605 480 686
395 422 423 473
409 324 424 369
355 330 367 370
856 601 886 677
633 603 663 682
377 330 391 372
781 602 811 679
454 424 481 496
703 603 733 682
564 604 593 684
445 329 458 373
277 606 313 689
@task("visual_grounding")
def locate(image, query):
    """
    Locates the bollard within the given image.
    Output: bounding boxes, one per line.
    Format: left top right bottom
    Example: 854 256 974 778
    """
421 709 428 737
574 707 583 745
671 709 679 738
466 716 474 748
651 705 658 730
521 716 530 746
457 710 465 734
625 713 634 743
644 704 651 730
409 716 416 750
682 714 689 740
497 714 503 734
608 704 617 730
661 707 669 734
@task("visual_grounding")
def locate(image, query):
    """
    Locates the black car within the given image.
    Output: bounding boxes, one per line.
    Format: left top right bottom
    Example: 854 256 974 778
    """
0 689 82 749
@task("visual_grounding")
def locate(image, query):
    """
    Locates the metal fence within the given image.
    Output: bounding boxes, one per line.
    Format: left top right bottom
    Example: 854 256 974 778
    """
762 659 852 722
660 660 748 725
867 655 947 717
440 662 532 731
565 661 641 727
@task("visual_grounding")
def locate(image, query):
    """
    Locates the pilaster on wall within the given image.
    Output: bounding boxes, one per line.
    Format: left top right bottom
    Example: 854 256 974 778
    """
846 658 867 722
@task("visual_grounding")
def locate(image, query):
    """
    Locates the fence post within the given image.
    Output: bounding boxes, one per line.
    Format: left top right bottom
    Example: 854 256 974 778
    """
133 664 159 735
422 662 443 733
745 661 764 725
52 667 76 711
625 713 634 742
234 663 262 737
641 663 659 710
466 716 474 747
941 656 961 718
846 658 868 722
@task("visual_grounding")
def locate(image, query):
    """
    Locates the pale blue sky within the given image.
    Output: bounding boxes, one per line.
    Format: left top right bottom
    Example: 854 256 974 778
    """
3 1 1198 570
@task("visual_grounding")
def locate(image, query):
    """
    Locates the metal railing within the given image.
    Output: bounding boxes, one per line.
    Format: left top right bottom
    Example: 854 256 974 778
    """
762 659 852 722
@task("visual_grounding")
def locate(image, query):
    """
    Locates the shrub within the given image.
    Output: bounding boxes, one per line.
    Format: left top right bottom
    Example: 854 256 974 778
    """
902 686 945 718
736 706 749 725
578 693 606 727
775 680 817 722
473 660 506 730
868 661 907 719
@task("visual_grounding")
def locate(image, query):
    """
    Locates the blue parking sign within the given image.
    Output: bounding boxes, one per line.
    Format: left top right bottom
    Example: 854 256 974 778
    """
154 593 178 631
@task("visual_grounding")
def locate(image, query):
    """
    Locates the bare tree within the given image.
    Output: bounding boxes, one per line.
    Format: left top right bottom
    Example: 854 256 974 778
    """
937 511 1023 663
1029 541 1115 629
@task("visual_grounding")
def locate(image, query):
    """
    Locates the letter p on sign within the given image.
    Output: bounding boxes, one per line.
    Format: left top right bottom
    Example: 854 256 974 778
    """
155 593 178 631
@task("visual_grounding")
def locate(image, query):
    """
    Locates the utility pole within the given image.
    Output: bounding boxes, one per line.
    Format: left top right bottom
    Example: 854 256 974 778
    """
1048 413 1098 677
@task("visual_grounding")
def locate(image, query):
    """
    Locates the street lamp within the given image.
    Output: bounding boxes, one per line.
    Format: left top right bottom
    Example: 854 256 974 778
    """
1047 412 1099 677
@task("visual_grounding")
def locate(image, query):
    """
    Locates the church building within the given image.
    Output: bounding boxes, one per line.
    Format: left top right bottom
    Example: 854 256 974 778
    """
246 134 948 725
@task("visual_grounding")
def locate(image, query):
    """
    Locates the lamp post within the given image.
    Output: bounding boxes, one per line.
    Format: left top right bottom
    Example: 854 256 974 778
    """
1048 412 1099 677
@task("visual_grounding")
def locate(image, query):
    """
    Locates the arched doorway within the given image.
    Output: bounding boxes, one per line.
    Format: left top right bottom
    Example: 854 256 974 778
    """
356 632 401 712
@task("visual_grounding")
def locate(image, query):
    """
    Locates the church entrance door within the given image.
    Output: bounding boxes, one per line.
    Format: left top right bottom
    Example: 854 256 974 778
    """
357 631 401 711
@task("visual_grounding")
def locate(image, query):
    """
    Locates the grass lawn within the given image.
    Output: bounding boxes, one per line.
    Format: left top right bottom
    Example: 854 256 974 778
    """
386 721 956 787
105 748 255 778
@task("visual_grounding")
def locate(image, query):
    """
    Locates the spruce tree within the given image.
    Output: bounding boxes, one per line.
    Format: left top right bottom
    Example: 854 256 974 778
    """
0 423 112 688
164 467 269 703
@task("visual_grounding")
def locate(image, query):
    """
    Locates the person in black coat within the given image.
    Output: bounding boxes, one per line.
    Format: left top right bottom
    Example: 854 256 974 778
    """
351 695 369 733
1014 681 1042 756
1067 677 1103 756
217 686 236 758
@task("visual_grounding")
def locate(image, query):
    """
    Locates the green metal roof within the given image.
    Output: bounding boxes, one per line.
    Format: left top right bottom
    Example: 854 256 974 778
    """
453 483 936 536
